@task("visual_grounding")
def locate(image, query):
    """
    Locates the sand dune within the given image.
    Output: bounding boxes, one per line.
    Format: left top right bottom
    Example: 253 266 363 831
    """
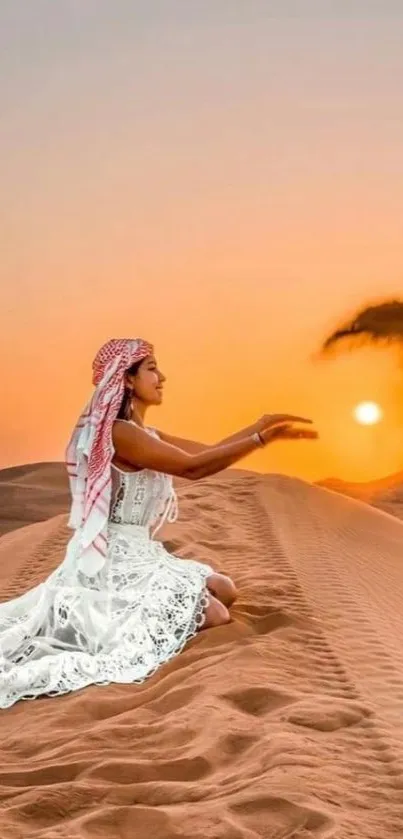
0 462 69 536
1 460 402 540
0 471 403 837
319 471 403 521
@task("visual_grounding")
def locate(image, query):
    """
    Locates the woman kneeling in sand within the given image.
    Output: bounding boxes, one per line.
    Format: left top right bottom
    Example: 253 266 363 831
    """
0 338 316 707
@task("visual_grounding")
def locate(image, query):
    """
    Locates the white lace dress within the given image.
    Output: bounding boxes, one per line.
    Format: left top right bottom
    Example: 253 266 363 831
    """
0 434 213 709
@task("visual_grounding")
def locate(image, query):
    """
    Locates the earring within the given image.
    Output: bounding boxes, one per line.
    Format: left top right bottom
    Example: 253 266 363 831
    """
125 388 134 420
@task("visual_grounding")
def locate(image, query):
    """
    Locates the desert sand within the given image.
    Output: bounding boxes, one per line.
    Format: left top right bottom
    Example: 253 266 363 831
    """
319 471 403 521
0 463 69 536
0 466 403 838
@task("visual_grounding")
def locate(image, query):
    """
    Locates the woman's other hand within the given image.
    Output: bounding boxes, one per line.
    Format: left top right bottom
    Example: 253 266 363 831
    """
259 421 318 444
254 414 313 434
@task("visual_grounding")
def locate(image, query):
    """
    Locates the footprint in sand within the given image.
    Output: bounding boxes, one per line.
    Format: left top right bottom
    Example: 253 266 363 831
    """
229 795 336 838
286 697 372 732
223 685 297 717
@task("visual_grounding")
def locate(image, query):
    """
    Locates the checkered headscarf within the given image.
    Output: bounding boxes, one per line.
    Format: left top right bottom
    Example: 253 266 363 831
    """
65 338 153 576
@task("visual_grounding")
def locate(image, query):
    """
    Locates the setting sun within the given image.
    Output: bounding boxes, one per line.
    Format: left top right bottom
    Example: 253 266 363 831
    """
353 401 383 426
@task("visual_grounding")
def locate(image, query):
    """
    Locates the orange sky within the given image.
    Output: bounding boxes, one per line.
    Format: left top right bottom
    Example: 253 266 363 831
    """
1 4 403 481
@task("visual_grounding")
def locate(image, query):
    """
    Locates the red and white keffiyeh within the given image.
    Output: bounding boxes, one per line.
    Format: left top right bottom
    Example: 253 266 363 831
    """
65 338 153 576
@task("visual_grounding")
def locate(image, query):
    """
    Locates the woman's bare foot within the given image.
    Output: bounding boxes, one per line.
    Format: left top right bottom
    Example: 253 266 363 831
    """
206 573 237 607
202 593 231 629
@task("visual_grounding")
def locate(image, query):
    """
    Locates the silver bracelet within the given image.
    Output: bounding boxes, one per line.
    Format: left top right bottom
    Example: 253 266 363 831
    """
252 431 265 448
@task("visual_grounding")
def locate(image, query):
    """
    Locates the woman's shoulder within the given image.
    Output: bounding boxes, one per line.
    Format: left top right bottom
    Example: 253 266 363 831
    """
113 419 159 439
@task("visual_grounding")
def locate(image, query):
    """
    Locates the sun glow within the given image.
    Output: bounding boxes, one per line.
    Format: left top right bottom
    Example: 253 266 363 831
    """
353 401 383 426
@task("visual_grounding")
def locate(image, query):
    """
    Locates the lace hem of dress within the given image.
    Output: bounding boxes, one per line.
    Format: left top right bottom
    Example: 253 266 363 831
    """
0 583 210 709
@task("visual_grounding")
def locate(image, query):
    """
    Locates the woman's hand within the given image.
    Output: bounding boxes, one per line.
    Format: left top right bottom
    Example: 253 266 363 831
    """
259 420 318 445
254 414 313 434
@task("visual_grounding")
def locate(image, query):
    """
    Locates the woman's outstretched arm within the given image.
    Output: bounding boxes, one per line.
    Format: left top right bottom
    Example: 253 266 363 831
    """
112 417 315 481
157 422 259 454
113 421 264 480
156 430 209 453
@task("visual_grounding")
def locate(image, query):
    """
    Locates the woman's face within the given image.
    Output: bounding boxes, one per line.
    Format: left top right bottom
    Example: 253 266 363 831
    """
129 355 165 406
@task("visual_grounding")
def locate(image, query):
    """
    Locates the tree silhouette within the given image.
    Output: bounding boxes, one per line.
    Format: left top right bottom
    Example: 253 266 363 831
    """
320 299 403 356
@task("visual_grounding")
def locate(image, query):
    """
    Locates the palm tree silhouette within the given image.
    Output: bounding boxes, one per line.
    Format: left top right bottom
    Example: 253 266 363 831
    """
320 299 403 355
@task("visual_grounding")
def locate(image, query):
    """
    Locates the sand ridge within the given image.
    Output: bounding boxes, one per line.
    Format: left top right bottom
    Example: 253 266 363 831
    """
318 471 403 520
0 472 403 837
0 463 69 536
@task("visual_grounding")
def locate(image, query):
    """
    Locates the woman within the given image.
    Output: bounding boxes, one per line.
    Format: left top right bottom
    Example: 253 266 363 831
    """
0 338 316 708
